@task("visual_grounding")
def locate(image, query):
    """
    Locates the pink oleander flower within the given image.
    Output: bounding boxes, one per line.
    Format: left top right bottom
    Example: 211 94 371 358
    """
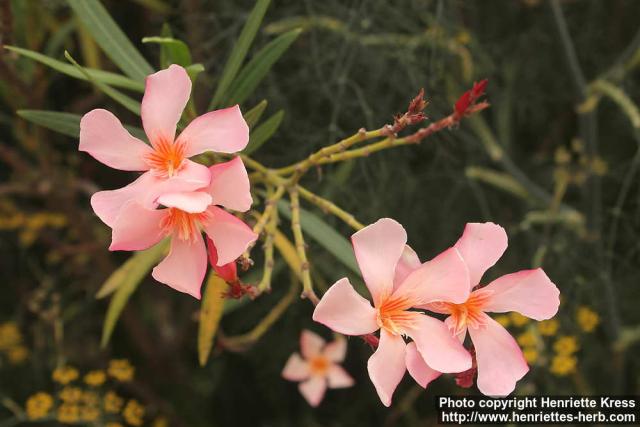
423 222 560 396
282 330 354 407
312 218 472 407
108 171 257 299
79 64 250 228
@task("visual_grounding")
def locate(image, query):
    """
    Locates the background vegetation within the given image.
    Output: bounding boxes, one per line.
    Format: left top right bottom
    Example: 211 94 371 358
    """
1 0 639 425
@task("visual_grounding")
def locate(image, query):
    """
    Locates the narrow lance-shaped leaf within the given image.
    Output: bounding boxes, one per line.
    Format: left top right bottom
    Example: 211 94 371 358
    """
243 99 268 128
244 110 284 155
198 273 229 366
224 29 302 106
142 37 192 68
5 46 144 92
100 240 170 347
96 241 169 299
17 110 146 141
65 51 142 116
208 0 271 109
277 200 359 274
67 0 154 81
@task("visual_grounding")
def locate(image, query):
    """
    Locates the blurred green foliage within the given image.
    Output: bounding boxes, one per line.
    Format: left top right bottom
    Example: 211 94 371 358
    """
1 0 639 426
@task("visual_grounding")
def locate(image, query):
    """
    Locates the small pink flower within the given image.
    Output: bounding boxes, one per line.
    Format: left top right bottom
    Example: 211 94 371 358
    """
423 222 560 396
313 218 472 406
108 170 257 298
79 64 250 227
282 330 354 407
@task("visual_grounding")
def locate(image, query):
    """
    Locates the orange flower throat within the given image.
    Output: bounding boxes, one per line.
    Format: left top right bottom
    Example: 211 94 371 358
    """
376 295 421 336
145 138 187 178
160 208 210 242
442 288 493 335
309 356 330 376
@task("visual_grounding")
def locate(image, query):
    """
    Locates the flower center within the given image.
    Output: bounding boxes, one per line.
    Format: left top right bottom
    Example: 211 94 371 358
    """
376 295 420 336
160 208 209 242
145 138 187 178
309 356 330 376
443 288 494 334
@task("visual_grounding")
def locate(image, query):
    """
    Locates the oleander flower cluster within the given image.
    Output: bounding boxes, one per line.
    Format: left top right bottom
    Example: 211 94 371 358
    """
79 64 257 298
80 65 561 408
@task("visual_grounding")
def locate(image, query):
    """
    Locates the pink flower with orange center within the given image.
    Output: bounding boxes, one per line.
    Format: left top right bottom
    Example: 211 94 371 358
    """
107 165 257 298
79 64 251 228
282 330 354 407
422 223 560 396
312 218 472 406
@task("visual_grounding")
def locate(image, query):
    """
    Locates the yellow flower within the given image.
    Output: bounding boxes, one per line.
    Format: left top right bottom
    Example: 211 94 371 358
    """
57 403 80 424
7 345 29 364
52 366 79 385
25 392 54 420
58 386 83 403
494 315 511 328
153 417 169 427
0 322 22 350
537 319 559 336
517 331 538 347
576 306 600 333
84 370 107 386
522 347 539 364
510 312 529 327
106 423 124 427
104 391 124 413
553 336 579 355
79 404 100 422
123 399 145 426
550 354 577 376
108 359 135 382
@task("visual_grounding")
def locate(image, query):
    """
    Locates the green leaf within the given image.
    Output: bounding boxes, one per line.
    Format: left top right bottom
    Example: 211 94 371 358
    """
198 273 228 366
100 241 169 347
5 46 144 92
142 37 192 68
243 99 268 128
185 63 205 82
96 241 169 299
208 0 271 109
65 51 141 116
224 29 301 106
244 110 283 154
277 200 359 274
17 110 146 140
67 0 154 81
17 110 81 137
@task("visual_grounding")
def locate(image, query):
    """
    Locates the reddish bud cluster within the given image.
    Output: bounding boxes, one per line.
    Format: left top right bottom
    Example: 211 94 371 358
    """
206 237 257 299
387 88 429 134
454 79 488 117
454 346 477 388
361 333 380 350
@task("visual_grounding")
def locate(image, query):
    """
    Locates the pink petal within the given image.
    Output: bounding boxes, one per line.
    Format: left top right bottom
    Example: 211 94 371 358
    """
405 342 441 388
469 313 529 396
208 157 252 212
397 247 470 305
142 159 211 206
157 191 212 213
109 201 165 251
367 330 406 407
312 278 378 336
327 365 354 388
298 376 326 407
407 315 472 373
481 269 560 320
323 338 347 362
393 245 421 291
91 171 157 227
178 105 249 157
141 64 191 144
300 330 325 359
352 218 407 305
454 222 508 288
202 206 257 265
282 353 310 382
79 109 152 171
152 235 207 299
